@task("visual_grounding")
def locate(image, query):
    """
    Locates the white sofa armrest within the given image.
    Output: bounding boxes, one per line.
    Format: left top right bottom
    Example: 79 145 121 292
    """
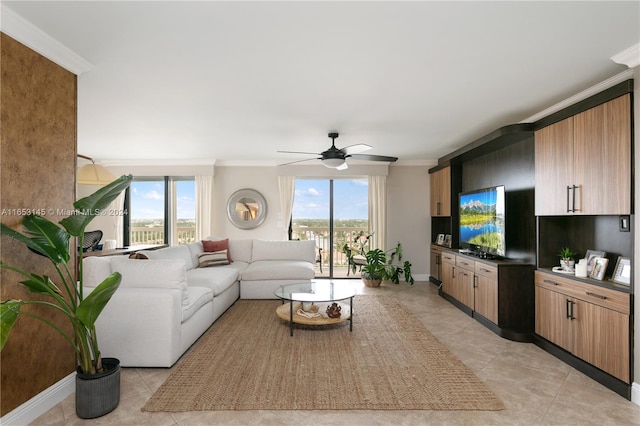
91 286 183 367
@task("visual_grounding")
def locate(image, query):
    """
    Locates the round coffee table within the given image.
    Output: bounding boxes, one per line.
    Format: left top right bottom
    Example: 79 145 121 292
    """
273 282 356 336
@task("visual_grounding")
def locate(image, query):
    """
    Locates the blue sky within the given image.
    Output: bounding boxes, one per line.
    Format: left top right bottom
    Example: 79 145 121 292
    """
130 180 195 220
293 179 368 219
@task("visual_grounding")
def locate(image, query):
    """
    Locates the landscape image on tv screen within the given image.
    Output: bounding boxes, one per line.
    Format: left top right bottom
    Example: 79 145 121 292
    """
459 186 505 256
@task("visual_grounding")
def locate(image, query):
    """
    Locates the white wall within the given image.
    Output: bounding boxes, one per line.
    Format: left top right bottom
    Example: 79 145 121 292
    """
387 166 431 280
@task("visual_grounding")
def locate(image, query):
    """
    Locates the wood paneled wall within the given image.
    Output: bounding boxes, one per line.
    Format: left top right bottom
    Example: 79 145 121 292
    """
0 33 77 415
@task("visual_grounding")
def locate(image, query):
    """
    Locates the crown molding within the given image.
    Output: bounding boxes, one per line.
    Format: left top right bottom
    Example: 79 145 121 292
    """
520 69 635 124
611 43 640 69
101 158 217 167
0 4 92 75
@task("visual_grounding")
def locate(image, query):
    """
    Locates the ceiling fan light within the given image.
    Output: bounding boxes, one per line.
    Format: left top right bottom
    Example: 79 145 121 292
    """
322 158 345 168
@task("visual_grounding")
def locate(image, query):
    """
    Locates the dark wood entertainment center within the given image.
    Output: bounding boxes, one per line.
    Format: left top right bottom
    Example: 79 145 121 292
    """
429 80 634 399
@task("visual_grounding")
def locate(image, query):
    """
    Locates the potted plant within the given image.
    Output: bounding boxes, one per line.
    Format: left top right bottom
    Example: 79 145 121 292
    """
558 247 577 271
0 174 132 418
361 242 415 287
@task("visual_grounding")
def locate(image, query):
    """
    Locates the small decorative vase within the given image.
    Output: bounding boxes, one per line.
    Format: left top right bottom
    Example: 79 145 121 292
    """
560 260 575 271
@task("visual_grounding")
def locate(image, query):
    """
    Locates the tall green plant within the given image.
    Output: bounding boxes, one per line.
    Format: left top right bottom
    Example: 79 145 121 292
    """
361 242 414 285
0 175 133 375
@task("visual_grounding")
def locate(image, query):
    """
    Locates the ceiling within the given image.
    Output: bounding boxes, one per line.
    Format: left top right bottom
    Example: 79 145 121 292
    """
2 1 639 167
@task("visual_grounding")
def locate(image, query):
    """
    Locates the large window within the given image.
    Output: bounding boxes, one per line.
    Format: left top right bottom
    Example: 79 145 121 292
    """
124 177 195 246
291 178 368 278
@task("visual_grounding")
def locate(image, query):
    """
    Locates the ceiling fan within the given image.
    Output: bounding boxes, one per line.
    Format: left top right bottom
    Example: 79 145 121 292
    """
278 132 398 170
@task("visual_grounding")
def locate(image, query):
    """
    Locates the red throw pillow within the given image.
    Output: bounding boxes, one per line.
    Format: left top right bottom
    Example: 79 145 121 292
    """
202 239 233 262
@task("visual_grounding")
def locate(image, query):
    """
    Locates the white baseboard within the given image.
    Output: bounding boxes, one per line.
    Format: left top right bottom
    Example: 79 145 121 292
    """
632 382 640 406
0 372 74 426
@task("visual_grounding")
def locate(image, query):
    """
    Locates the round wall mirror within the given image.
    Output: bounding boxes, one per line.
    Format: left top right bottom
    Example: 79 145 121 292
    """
227 188 268 229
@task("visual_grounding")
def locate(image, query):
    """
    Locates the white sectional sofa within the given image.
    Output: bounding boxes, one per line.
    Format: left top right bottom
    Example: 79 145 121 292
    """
83 238 316 367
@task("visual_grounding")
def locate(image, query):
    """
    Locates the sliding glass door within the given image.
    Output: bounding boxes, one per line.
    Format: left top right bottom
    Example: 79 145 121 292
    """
291 178 368 278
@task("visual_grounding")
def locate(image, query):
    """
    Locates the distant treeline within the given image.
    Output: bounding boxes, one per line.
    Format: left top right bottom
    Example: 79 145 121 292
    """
292 218 368 228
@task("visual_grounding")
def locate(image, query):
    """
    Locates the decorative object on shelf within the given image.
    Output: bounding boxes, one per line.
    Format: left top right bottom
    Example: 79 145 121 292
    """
589 257 608 280
611 256 631 286
558 247 577 271
0 175 133 418
301 301 317 312
437 234 445 245
226 188 267 230
297 308 321 319
361 242 415 287
585 249 606 275
575 259 588 278
444 234 452 248
326 302 342 318
551 266 575 275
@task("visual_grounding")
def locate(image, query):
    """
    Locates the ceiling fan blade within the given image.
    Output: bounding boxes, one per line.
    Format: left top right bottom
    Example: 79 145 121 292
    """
339 144 372 155
277 150 321 155
349 153 398 162
278 157 320 166
336 162 349 171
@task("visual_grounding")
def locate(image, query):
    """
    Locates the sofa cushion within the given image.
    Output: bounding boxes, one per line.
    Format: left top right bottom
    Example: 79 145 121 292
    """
241 260 315 281
251 239 316 263
110 257 189 305
205 237 253 263
198 250 230 268
82 256 112 287
186 266 240 296
139 245 195 270
202 239 232 262
182 286 213 323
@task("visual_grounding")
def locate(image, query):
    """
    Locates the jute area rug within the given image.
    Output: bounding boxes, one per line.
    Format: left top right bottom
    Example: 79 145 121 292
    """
142 296 504 412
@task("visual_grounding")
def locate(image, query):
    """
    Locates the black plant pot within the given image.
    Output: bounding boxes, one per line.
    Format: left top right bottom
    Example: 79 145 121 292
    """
75 357 120 419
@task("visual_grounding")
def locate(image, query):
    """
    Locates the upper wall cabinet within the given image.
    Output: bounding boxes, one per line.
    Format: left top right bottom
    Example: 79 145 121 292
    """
430 166 451 217
535 94 631 216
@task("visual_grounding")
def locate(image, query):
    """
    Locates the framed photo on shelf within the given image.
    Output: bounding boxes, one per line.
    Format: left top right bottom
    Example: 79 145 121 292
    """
585 249 606 274
611 256 631 286
436 234 445 245
444 234 452 248
589 257 608 281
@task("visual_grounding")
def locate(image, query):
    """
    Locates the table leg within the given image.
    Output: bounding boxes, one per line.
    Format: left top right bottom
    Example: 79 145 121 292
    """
350 297 353 332
289 301 294 336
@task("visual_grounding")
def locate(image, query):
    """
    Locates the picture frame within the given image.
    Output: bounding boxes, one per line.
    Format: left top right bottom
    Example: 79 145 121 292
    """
436 234 445 245
444 234 452 248
585 249 606 274
611 256 631 286
589 257 608 281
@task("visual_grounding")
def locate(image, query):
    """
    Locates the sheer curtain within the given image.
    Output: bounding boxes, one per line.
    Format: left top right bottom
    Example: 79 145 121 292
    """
278 176 295 240
368 175 387 250
195 175 214 240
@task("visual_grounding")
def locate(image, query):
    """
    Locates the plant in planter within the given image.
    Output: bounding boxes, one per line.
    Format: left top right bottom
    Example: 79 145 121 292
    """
361 242 415 287
558 247 577 270
0 174 132 418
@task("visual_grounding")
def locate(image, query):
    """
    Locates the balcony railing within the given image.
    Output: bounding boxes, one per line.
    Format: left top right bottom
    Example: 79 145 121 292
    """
130 226 196 246
292 225 369 276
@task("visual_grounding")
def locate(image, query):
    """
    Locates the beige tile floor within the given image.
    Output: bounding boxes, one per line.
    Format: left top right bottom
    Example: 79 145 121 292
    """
31 280 640 425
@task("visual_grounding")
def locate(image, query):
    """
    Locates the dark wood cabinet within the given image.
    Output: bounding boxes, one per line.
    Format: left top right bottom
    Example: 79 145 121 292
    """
535 271 630 384
429 166 451 217
535 94 631 215
440 250 534 341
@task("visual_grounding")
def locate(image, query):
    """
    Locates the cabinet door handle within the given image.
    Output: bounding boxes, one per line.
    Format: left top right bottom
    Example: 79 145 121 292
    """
566 186 571 213
586 292 606 300
572 185 578 212
452 267 456 279
543 279 559 286
435 254 440 265
480 268 491 273
566 299 571 319
473 276 478 288
436 202 441 216
570 301 576 320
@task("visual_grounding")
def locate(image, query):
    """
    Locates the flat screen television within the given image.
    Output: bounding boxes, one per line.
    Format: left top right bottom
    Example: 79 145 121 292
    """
459 185 506 258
